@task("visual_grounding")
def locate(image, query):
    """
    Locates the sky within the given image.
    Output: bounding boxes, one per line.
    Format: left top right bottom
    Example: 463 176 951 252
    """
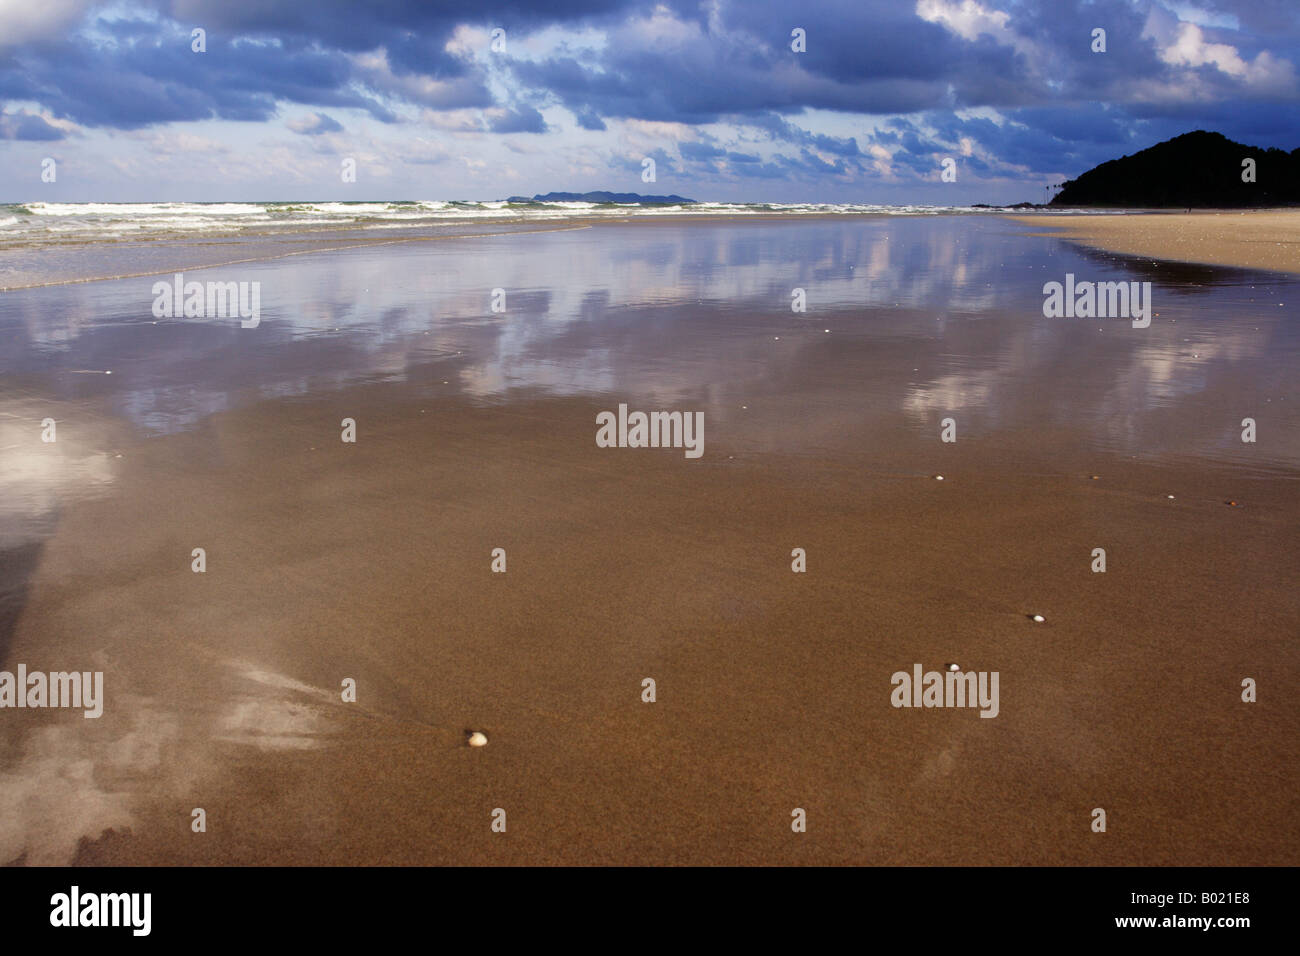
1 0 1297 204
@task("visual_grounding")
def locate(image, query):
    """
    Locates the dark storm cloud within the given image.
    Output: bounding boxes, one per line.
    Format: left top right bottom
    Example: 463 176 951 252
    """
153 0 633 54
0 109 65 140
290 111 344 135
679 140 727 161
1121 99 1300 148
1178 0 1300 33
610 145 679 176
795 147 850 175
499 0 1297 179
574 107 606 130
504 0 1066 128
1007 107 1135 148
676 128 864 181
862 111 1123 179
489 104 548 132
736 0 1026 89
2 22 402 128
3 0 635 129
749 113 861 156
0 0 1296 185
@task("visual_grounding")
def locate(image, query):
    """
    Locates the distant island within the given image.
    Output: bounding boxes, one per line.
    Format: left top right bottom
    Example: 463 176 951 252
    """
1049 130 1300 208
505 191 697 204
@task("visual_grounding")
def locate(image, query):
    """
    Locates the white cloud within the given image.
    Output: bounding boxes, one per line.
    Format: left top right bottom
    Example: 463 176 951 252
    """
916 0 1011 43
1151 19 1298 92
915 0 1045 67
0 0 91 47
1166 22 1249 75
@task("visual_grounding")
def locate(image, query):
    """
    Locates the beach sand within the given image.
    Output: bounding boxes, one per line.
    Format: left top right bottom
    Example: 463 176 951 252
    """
1 216 1296 866
1009 209 1300 275
5 386 1296 866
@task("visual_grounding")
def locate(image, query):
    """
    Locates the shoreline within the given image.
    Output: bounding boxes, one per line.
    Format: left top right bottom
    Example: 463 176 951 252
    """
3 212 984 292
0 213 923 292
1008 209 1300 275
6 206 1298 293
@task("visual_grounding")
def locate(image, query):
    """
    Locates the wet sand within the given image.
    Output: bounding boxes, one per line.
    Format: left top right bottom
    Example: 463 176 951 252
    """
5 386 1297 866
1010 210 1300 275
1 217 1297 865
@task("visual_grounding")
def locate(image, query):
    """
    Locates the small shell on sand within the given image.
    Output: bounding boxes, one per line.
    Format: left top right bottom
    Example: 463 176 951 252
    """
1030 614 1045 623
947 663 960 672
934 475 945 481
467 732 488 747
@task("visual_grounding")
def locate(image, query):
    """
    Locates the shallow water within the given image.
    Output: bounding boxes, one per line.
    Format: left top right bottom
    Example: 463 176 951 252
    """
3 215 1297 557
2 214 1296 455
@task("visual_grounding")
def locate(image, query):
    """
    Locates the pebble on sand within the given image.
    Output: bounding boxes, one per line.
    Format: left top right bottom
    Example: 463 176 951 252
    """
467 732 488 748
947 663 960 672
934 475 944 481
1029 614 1045 623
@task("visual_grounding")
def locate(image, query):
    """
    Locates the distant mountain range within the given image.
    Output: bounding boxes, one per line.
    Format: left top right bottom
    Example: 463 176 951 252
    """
1049 131 1300 208
504 191 697 204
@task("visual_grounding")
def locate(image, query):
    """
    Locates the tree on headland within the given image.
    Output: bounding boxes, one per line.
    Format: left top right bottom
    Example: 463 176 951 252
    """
1050 131 1300 208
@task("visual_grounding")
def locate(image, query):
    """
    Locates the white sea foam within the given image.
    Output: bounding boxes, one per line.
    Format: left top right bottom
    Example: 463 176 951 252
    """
0 200 1104 247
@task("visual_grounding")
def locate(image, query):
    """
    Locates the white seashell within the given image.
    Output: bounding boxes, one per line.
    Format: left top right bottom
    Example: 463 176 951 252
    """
934 475 944 480
1030 614 1045 623
467 732 488 748
947 663 960 672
